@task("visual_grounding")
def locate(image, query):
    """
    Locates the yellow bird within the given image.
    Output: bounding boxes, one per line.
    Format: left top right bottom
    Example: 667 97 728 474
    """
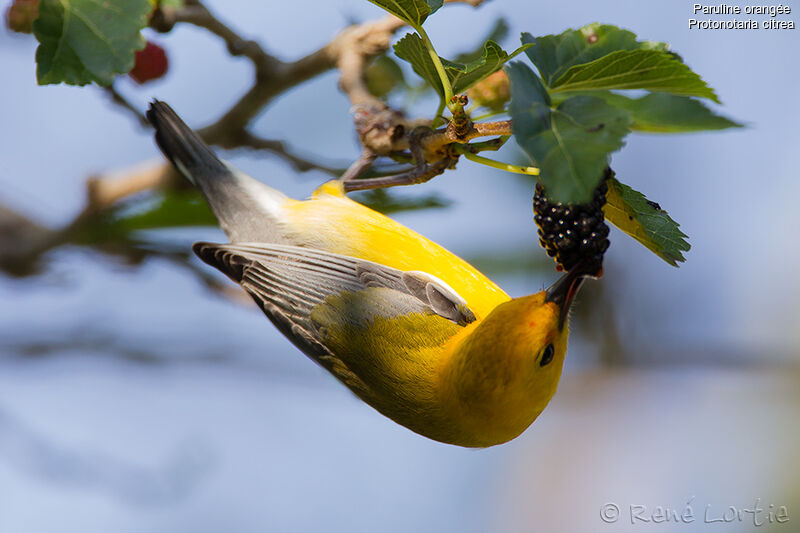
147 101 587 447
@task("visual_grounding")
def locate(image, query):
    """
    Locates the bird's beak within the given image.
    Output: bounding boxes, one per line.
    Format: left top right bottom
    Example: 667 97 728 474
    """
545 264 588 330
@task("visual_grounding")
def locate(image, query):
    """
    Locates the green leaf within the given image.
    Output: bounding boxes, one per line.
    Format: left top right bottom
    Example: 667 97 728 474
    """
603 177 690 266
366 0 442 27
114 190 217 231
589 92 742 132
550 49 720 102
507 62 631 203
395 33 529 98
33 0 151 86
70 189 217 247
522 23 668 85
443 41 531 95
365 55 407 97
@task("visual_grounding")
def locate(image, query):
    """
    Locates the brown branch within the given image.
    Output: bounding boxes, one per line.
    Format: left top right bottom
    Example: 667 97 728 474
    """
335 17 406 109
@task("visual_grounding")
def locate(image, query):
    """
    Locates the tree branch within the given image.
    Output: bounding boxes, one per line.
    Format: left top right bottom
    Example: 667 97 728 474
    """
420 119 513 159
342 157 455 192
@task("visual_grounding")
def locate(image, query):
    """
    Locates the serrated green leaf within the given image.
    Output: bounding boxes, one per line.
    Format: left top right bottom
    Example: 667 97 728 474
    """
590 92 742 132
394 32 444 95
507 62 631 203
367 0 441 27
33 0 151 86
550 49 720 103
522 23 668 85
425 0 442 16
603 177 690 266
443 41 531 95
395 33 529 98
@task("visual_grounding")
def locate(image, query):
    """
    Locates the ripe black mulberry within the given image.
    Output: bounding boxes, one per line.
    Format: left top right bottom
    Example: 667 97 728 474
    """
533 167 612 275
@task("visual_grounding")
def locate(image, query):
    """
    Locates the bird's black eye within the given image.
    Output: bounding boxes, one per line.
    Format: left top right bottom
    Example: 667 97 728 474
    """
540 344 555 367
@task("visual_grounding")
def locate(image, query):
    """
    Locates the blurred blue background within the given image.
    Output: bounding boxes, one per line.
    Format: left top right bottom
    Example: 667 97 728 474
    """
1 1 799 531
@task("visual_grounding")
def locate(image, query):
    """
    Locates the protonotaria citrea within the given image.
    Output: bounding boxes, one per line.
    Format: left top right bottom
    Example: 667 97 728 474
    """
146 101 587 447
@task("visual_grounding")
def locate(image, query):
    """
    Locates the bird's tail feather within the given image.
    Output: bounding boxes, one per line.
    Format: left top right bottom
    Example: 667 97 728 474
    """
146 100 288 243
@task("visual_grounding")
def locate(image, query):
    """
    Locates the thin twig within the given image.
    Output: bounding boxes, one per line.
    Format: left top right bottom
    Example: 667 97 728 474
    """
462 136 510 153
233 131 341 174
342 157 455 192
103 85 148 127
169 4 281 74
420 120 513 158
340 150 378 181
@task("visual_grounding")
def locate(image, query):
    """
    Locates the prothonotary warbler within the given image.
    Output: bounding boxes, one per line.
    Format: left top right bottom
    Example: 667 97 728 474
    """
146 101 588 447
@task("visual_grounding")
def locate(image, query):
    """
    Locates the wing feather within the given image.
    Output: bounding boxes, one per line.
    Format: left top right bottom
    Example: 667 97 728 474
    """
195 242 475 324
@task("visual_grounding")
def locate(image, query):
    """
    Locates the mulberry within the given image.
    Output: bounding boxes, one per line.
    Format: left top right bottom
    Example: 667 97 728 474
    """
533 167 612 276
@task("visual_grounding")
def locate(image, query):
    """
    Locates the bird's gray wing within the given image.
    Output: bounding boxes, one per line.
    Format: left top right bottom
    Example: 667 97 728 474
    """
193 242 477 386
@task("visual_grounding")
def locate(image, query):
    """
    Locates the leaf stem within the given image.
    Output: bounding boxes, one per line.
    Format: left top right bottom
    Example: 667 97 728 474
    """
432 100 447 128
414 25 454 111
455 146 539 175
465 135 510 152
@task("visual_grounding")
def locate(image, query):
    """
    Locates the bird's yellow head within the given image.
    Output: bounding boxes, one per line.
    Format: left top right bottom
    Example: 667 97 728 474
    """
439 268 585 447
